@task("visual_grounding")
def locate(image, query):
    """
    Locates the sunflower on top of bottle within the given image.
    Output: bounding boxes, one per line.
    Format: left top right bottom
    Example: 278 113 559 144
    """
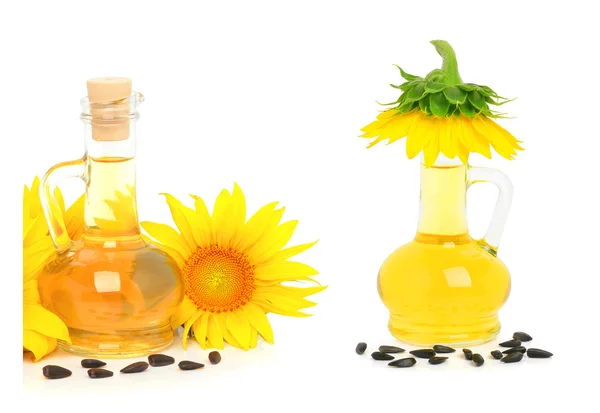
361 40 523 166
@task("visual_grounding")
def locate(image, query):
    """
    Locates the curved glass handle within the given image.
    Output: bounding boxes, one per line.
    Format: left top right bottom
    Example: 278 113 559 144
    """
40 158 86 252
467 166 514 252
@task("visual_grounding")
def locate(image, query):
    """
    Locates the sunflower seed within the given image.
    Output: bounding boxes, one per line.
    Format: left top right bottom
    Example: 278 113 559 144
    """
355 342 367 355
178 360 205 370
428 356 448 365
491 350 503 359
42 365 72 379
120 361 149 373
463 349 473 360
409 349 436 359
433 345 455 353
513 331 533 342
209 351 221 365
499 339 521 348
388 357 417 368
502 346 526 355
81 359 106 368
501 352 524 363
378 345 405 354
527 348 553 358
148 354 175 367
87 368 113 379
472 354 484 366
371 351 395 361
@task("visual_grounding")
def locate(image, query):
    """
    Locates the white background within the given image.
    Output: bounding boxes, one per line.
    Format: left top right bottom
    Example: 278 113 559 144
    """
1 0 598 411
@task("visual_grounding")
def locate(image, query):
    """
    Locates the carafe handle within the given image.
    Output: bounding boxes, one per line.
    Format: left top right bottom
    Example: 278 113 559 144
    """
467 166 514 252
40 158 86 252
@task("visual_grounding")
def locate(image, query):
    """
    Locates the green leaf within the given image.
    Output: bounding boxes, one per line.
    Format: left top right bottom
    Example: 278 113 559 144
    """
425 82 447 93
404 82 426 103
429 92 450 117
467 90 485 111
394 64 418 81
459 100 476 117
390 83 403 89
443 86 467 104
400 78 422 91
419 94 430 112
398 100 415 113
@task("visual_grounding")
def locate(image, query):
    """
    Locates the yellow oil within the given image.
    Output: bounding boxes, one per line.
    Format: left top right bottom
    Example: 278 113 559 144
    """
377 163 511 345
38 157 184 358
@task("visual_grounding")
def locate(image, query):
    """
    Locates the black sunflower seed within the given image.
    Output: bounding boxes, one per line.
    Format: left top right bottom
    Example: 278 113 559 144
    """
513 331 533 342
120 361 149 374
378 345 405 354
491 350 503 360
502 346 526 355
527 348 553 358
463 349 473 360
388 357 417 368
501 352 524 363
428 356 448 365
499 339 521 348
81 359 106 368
355 342 367 355
433 345 455 353
87 368 113 379
371 351 395 361
178 361 205 370
409 349 436 359
42 365 72 379
209 351 221 365
148 354 175 367
472 354 484 366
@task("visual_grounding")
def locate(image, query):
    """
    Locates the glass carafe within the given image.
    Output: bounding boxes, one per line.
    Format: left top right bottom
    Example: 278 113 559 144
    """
38 78 184 357
377 154 513 345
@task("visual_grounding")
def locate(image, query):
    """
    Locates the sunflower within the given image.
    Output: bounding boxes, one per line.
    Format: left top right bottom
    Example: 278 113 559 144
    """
141 184 324 350
361 40 523 166
23 178 85 361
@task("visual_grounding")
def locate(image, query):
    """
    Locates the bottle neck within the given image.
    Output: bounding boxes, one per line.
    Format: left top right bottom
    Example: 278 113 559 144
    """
82 121 141 241
416 155 469 243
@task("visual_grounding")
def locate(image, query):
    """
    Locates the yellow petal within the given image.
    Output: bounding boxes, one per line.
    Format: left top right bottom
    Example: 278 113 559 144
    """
385 111 417 145
252 290 317 312
23 280 40 305
253 299 311 317
236 202 283 253
256 284 327 299
193 311 210 349
23 330 55 362
141 235 186 269
422 130 441 167
407 114 438 160
64 194 85 241
247 220 298 265
250 327 258 349
182 310 203 350
170 295 198 329
438 119 456 159
140 222 191 257
212 189 234 247
161 193 198 250
242 302 274 344
207 313 224 349
269 240 318 262
23 304 71 344
254 260 319 282
226 310 251 350
23 238 55 282
23 214 49 248
472 117 517 160
459 117 491 158
226 183 247 248
190 194 213 245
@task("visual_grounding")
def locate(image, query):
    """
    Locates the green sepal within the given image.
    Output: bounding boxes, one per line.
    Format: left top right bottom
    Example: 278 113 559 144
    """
405 82 426 103
419 94 429 113
459 100 476 117
425 81 447 93
429 92 450 117
443 86 467 104
394 64 418 81
467 90 485 111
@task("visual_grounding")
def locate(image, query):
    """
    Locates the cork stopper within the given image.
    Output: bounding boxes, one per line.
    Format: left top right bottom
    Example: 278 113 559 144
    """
87 77 132 141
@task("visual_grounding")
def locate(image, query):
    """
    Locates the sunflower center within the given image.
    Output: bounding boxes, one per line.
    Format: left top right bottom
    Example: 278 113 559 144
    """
182 245 255 313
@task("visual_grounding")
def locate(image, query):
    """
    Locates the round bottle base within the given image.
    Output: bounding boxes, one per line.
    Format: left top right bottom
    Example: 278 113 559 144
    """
57 323 174 359
387 314 501 346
